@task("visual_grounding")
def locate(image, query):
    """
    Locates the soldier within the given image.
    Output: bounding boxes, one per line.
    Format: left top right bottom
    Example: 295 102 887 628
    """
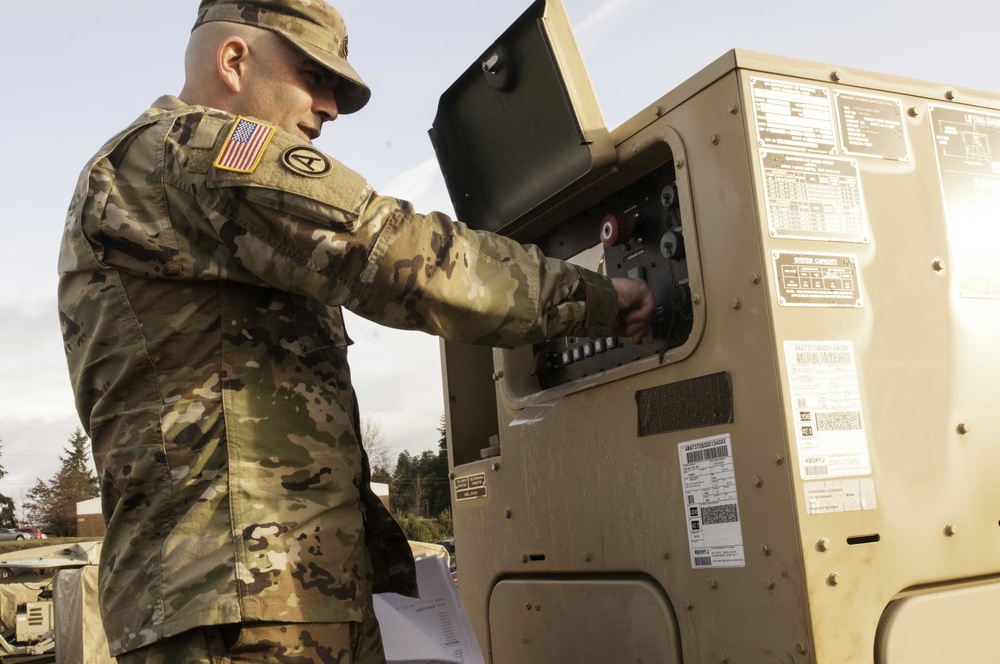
58 1 655 662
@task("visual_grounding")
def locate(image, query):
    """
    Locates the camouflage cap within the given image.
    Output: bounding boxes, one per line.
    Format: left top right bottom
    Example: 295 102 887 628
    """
193 0 371 114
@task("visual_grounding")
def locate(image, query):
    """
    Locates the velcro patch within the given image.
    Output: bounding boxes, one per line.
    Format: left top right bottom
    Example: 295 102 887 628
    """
213 117 275 173
282 146 333 178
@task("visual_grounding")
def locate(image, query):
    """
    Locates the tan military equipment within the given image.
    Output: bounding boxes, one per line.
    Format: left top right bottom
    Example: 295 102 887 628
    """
434 1 1000 662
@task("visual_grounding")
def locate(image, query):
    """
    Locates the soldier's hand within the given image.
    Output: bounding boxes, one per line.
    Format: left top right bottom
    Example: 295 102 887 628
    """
610 277 655 344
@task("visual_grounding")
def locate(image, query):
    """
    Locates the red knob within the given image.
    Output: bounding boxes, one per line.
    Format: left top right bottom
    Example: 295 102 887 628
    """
600 214 633 247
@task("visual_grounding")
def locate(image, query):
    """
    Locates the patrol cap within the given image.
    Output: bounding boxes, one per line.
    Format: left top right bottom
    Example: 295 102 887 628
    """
193 0 371 114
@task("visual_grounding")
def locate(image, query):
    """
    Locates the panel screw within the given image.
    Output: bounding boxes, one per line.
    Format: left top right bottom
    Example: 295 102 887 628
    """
796 642 808 655
449 472 456 480
521 554 529 564
504 509 512 519
763 577 775 590
708 577 719 589
749 272 761 284
772 453 784 465
728 103 739 115
675 158 685 169
534 604 541 611
831 70 842 82
731 298 742 310
526 603 532 610
660 548 671 560
945 524 958 537
684 598 695 611
817 538 831 552
692 294 702 305
710 133 721 145
957 422 970 435
907 106 920 118
828 572 841 586
752 475 764 488
932 259 946 272
583 551 592 562
492 462 500 472
717 652 730 663
945 89 957 101
761 544 772 556
492 370 504 381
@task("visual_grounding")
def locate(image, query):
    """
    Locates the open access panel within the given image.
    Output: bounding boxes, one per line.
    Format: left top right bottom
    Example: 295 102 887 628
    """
435 2 1000 662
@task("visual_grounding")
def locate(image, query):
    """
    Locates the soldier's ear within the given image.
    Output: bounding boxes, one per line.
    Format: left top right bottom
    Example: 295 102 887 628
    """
217 36 250 94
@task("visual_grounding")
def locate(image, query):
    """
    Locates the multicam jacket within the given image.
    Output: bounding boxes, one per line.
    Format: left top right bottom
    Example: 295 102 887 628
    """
58 96 619 656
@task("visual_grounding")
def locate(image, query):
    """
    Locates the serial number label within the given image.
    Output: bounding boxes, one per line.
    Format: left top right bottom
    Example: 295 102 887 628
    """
454 473 488 501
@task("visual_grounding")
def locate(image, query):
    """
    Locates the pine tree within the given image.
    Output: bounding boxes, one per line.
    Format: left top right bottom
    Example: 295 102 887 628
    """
23 428 100 536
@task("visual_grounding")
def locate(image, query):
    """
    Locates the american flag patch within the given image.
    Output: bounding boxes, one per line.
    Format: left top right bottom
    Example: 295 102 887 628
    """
213 117 275 173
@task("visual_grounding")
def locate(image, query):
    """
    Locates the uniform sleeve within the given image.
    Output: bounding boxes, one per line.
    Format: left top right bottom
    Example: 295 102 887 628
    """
181 115 618 347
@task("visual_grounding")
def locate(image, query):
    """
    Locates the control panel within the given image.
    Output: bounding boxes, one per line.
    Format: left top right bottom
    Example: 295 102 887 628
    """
530 161 694 389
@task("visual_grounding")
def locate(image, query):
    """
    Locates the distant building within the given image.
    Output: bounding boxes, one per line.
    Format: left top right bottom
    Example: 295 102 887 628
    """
76 497 104 538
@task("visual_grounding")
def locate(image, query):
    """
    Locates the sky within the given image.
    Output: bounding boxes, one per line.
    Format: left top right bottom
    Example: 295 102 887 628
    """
0 0 997 510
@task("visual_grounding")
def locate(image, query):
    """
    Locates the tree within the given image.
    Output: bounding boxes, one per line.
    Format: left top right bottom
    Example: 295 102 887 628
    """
23 428 100 536
389 417 451 519
360 417 393 483
0 437 14 528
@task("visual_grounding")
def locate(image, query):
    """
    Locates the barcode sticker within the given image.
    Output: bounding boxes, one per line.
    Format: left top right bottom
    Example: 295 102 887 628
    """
785 341 872 482
678 434 745 569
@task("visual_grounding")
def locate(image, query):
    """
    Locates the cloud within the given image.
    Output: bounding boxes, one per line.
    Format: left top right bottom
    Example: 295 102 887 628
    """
573 0 652 40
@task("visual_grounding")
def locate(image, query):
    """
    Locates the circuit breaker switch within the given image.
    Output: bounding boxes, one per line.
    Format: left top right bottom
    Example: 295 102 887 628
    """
600 213 634 247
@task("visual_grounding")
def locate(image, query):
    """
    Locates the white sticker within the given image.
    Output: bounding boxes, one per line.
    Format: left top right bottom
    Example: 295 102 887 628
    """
785 341 872 480
751 77 836 154
804 478 877 515
678 434 745 569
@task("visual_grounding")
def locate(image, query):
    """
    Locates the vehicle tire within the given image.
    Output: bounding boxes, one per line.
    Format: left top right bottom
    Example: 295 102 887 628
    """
14 535 24 540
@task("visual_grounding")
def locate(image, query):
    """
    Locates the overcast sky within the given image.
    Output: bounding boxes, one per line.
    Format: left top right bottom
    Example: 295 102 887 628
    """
0 0 997 508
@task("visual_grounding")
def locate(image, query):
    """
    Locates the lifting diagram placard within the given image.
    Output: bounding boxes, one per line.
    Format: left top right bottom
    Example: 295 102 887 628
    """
677 434 745 569
930 104 1000 298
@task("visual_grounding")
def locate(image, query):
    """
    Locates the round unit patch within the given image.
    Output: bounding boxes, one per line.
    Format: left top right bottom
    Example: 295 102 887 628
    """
282 146 333 177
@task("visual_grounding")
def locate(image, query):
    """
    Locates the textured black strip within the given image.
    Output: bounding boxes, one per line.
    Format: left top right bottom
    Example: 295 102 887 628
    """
636 372 733 437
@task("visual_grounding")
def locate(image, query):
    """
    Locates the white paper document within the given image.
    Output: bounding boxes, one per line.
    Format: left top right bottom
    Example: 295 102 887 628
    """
374 554 485 664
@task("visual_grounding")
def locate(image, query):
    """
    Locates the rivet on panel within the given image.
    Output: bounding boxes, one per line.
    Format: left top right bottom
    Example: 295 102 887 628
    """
504 509 512 519
525 603 532 610
945 89 957 101
692 294 703 305
957 422 970 435
728 103 739 115
731 298 742 310
817 538 831 552
521 554 529 564
828 572 841 586
449 472 456 480
945 524 958 537
492 370 504 381
675 158 685 169
772 452 784 465
796 642 809 655
710 133 721 145
761 544 772 556
907 106 920 118
708 577 719 589
492 462 500 472
749 272 761 284
717 652 730 664
752 475 764 488
684 598 695 611
660 548 671 560
583 551 592 562
830 70 842 82
932 259 946 272
534 604 541 611
763 577 776 590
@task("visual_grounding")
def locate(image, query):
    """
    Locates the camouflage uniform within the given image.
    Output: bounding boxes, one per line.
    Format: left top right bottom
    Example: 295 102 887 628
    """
58 96 619 658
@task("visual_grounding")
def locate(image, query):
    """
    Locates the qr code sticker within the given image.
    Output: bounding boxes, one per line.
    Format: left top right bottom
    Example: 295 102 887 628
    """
701 503 738 525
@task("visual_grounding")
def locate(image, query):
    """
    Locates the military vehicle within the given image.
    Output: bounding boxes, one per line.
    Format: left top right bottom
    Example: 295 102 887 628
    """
434 1 1000 662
